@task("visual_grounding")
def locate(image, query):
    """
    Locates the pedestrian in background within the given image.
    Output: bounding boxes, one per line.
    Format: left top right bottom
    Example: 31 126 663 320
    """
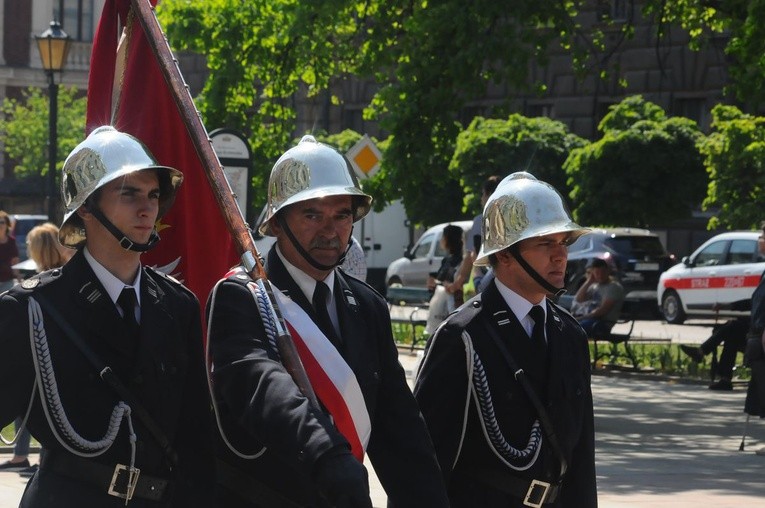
573 257 625 336
415 172 597 507
0 210 19 293
341 235 367 281
461 175 501 291
0 223 73 476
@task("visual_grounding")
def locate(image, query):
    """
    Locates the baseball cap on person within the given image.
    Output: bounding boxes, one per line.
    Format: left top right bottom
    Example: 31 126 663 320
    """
586 258 608 269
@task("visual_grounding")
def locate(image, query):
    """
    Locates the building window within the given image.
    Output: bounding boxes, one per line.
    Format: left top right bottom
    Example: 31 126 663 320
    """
598 0 629 23
526 103 553 118
55 0 95 42
342 107 364 133
671 97 706 126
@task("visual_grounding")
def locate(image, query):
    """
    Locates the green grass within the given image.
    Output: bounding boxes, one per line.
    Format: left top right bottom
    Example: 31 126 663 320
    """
590 342 750 380
391 321 751 382
1 424 40 449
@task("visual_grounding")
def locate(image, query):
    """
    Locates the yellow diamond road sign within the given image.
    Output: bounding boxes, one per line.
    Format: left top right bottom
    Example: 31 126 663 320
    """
346 134 382 179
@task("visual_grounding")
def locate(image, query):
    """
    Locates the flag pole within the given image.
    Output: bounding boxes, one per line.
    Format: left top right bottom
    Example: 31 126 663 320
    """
129 0 319 409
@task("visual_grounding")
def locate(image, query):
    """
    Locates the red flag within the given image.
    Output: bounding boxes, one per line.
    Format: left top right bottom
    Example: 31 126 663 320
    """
86 0 237 302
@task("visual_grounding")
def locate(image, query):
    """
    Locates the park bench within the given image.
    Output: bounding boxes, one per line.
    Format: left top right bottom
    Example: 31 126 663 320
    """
386 286 432 352
588 299 647 370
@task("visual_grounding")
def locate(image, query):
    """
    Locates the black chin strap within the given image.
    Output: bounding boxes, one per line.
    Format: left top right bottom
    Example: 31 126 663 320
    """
509 245 567 297
276 213 352 271
88 205 159 252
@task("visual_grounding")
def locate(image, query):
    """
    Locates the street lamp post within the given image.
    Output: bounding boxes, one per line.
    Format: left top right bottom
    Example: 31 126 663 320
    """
35 20 71 222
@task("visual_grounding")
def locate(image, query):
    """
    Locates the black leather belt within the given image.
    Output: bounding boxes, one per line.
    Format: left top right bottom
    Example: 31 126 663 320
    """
467 468 561 507
40 451 170 502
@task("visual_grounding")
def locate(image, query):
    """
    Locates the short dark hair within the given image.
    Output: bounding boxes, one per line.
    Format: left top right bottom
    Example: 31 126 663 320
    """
442 224 464 255
587 258 608 269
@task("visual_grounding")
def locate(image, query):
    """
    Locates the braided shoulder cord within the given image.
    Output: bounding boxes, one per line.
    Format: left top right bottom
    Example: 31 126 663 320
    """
27 297 136 460
468 335 543 471
246 280 280 361
206 279 266 460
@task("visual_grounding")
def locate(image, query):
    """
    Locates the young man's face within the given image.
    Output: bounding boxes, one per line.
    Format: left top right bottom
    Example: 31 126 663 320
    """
89 170 161 247
272 195 354 280
496 232 570 301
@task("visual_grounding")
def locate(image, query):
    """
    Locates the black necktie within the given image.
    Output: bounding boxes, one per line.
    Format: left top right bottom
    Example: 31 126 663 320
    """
312 281 341 348
117 287 140 338
528 305 547 351
528 305 549 383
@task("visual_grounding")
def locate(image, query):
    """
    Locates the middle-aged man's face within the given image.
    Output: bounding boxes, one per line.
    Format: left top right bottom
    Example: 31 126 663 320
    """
273 195 354 280
495 231 570 302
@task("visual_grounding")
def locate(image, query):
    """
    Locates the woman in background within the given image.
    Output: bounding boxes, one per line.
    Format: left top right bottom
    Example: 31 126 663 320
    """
0 223 72 475
0 210 19 293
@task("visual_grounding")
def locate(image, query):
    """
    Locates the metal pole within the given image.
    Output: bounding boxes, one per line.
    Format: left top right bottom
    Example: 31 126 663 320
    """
47 74 58 221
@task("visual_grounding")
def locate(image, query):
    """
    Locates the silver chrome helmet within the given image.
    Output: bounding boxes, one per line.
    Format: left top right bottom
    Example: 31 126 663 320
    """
474 171 589 267
59 126 183 248
259 135 372 236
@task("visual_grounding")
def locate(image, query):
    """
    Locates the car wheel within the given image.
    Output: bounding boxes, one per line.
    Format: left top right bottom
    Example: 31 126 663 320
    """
661 290 686 324
387 276 402 287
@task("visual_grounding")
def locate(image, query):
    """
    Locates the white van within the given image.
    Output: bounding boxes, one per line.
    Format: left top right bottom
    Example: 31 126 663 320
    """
385 221 472 287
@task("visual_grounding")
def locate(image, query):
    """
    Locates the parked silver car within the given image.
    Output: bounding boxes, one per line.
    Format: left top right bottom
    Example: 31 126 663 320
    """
385 221 472 287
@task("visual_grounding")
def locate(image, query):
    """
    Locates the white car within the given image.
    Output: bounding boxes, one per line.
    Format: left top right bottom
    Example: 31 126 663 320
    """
385 221 472 287
658 231 765 324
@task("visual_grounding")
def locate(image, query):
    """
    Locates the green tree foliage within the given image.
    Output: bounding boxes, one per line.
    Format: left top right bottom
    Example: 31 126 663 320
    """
565 96 707 227
642 0 765 105
449 115 586 215
157 0 594 225
699 104 765 230
0 86 86 181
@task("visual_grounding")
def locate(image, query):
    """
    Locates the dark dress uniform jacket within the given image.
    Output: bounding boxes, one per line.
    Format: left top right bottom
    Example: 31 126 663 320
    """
0 250 214 507
208 247 448 507
414 280 597 507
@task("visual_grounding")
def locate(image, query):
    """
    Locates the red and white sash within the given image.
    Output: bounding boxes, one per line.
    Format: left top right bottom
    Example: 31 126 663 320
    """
271 285 372 461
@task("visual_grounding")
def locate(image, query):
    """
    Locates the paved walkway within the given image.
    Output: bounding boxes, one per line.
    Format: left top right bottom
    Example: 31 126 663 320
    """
3 345 763 507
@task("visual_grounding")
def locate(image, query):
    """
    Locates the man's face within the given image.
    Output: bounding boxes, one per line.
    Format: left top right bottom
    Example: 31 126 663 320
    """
496 232 570 300
272 195 354 280
86 170 161 247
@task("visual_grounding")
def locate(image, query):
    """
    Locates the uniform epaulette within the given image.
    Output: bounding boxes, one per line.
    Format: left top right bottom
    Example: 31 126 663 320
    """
223 265 253 284
442 293 483 329
145 265 184 285
16 267 64 291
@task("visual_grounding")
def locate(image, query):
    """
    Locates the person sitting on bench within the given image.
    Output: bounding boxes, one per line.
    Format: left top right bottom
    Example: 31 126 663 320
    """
681 317 749 391
573 258 625 336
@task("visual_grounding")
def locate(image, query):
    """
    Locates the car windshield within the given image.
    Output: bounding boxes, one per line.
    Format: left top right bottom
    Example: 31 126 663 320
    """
604 236 666 257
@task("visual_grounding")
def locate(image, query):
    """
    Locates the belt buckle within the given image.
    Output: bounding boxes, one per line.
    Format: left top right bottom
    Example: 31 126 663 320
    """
108 464 141 503
523 479 551 508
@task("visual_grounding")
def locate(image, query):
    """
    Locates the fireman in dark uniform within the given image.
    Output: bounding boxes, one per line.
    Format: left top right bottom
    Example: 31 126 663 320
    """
207 136 448 507
0 126 214 507
414 172 597 507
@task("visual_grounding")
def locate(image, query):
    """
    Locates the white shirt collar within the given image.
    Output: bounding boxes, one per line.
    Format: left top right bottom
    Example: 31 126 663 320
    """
275 244 336 303
494 278 546 338
83 247 142 306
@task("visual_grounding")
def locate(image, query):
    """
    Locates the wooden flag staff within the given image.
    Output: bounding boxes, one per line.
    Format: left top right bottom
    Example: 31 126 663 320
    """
130 0 319 409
